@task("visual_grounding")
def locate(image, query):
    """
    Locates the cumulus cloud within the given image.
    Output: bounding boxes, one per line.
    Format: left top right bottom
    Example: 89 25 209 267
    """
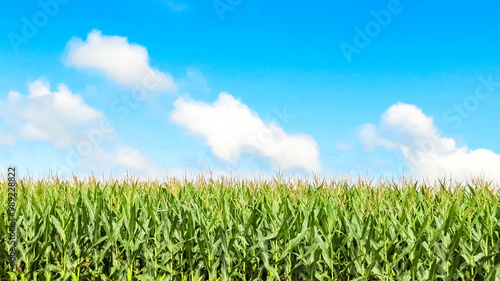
0 79 105 148
113 146 153 172
170 92 321 172
0 79 160 176
360 102 500 182
359 124 394 152
65 30 176 92
61 145 161 176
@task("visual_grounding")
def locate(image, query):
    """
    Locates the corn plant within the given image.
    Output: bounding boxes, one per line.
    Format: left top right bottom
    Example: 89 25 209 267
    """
1 174 499 280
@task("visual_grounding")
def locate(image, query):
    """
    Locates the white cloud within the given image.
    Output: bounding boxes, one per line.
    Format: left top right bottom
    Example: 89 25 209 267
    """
65 30 176 92
113 146 153 172
0 79 162 176
170 92 321 172
360 102 500 183
21 123 50 140
52 144 161 177
0 79 105 148
359 124 394 152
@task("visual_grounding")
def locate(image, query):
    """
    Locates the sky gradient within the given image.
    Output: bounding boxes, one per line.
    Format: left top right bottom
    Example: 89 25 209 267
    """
1 0 499 182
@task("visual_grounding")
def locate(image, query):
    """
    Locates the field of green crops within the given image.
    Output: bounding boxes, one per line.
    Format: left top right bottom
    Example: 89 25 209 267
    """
1 174 500 280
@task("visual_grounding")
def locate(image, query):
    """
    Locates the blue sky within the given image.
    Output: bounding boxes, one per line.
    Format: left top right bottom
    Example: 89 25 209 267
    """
1 0 499 181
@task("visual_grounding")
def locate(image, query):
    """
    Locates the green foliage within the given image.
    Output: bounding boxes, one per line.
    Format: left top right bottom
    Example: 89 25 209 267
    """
1 174 500 280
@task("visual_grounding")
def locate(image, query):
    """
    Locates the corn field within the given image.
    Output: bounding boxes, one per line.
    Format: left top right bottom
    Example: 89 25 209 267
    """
1 174 500 280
